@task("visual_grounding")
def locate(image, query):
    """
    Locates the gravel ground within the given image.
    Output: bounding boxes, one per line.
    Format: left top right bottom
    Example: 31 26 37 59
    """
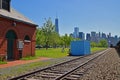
81 48 120 80
0 49 118 80
0 56 79 80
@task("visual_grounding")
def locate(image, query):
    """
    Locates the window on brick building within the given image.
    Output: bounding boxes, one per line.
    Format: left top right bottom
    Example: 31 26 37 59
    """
24 35 31 42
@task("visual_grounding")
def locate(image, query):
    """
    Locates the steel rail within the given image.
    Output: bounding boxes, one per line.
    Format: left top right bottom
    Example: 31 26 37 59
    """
55 49 110 80
9 49 110 80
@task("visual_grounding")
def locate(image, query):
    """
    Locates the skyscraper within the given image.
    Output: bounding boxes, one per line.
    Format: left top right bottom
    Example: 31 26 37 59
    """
86 33 91 41
55 18 59 34
102 32 106 39
73 27 79 38
79 32 85 40
91 31 97 42
108 32 111 38
109 33 111 37
91 31 96 37
99 32 101 38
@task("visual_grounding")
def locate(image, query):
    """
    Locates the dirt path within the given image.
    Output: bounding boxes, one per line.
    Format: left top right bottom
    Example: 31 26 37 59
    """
0 57 51 68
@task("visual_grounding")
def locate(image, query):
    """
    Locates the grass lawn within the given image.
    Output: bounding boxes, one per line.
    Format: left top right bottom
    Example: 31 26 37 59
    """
22 48 69 60
0 61 7 65
35 48 69 58
91 47 106 53
22 47 106 60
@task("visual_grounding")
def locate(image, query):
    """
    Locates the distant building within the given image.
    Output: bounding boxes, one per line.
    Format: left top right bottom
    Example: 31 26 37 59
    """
55 18 59 34
91 31 98 42
107 35 119 46
79 32 85 40
73 27 79 38
86 33 91 41
109 33 111 37
98 32 101 38
108 37 116 46
102 33 107 39
96 33 101 42
70 33 73 37
70 30 120 46
118 37 120 42
91 31 96 37
115 35 118 44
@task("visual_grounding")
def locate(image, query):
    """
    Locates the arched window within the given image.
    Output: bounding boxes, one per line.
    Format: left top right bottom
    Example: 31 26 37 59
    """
24 35 31 42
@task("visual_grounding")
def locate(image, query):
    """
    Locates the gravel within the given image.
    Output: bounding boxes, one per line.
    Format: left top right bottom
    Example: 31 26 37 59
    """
0 56 79 80
81 48 120 80
1 49 118 80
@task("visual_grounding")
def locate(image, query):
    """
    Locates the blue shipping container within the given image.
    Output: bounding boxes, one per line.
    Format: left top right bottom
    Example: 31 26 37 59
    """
70 40 91 56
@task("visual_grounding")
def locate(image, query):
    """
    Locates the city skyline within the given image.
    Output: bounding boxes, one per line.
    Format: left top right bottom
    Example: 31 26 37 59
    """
72 29 120 38
72 27 119 46
11 0 120 36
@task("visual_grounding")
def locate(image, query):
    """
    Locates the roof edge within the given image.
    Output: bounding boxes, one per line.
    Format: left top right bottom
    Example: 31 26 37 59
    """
0 14 38 27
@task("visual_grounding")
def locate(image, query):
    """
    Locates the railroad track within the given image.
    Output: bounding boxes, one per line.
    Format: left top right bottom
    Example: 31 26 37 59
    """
9 49 111 80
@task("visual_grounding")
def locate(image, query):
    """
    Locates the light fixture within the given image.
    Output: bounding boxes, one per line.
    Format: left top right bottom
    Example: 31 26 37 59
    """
12 22 16 26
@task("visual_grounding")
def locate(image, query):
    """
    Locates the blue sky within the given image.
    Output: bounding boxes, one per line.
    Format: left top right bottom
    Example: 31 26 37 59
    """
11 0 120 36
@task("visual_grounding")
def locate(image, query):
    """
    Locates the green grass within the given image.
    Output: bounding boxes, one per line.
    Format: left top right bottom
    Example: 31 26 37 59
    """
35 48 69 58
22 47 106 60
21 48 69 60
0 61 7 65
91 47 106 53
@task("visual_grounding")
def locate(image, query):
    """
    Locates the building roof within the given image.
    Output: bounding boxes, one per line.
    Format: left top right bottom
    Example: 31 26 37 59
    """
0 8 37 26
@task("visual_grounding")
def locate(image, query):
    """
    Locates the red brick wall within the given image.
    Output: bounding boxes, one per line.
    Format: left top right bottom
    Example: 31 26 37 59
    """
0 17 36 59
0 38 7 56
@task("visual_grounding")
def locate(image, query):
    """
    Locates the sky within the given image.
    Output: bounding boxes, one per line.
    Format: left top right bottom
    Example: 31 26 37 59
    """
11 0 120 36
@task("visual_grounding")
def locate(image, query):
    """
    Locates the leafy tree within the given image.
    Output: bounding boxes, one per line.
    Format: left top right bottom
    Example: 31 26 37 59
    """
50 32 60 48
90 39 108 48
61 34 74 48
91 42 97 48
99 39 108 47
36 18 62 49
41 18 56 50
36 28 45 46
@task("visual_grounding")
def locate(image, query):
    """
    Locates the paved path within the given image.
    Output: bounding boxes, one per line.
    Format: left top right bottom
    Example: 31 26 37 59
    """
0 57 50 68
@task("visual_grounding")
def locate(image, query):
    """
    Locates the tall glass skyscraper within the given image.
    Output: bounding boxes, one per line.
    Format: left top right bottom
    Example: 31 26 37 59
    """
79 32 85 40
91 31 97 42
55 18 59 34
86 33 91 41
73 27 79 38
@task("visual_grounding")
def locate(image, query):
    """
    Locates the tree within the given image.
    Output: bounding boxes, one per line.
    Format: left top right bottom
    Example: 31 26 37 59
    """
36 18 62 49
90 42 97 48
99 39 108 47
50 32 60 48
41 18 56 50
61 34 74 48
36 28 45 46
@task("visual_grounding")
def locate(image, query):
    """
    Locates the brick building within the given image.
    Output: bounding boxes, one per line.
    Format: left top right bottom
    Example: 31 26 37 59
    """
0 0 37 60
